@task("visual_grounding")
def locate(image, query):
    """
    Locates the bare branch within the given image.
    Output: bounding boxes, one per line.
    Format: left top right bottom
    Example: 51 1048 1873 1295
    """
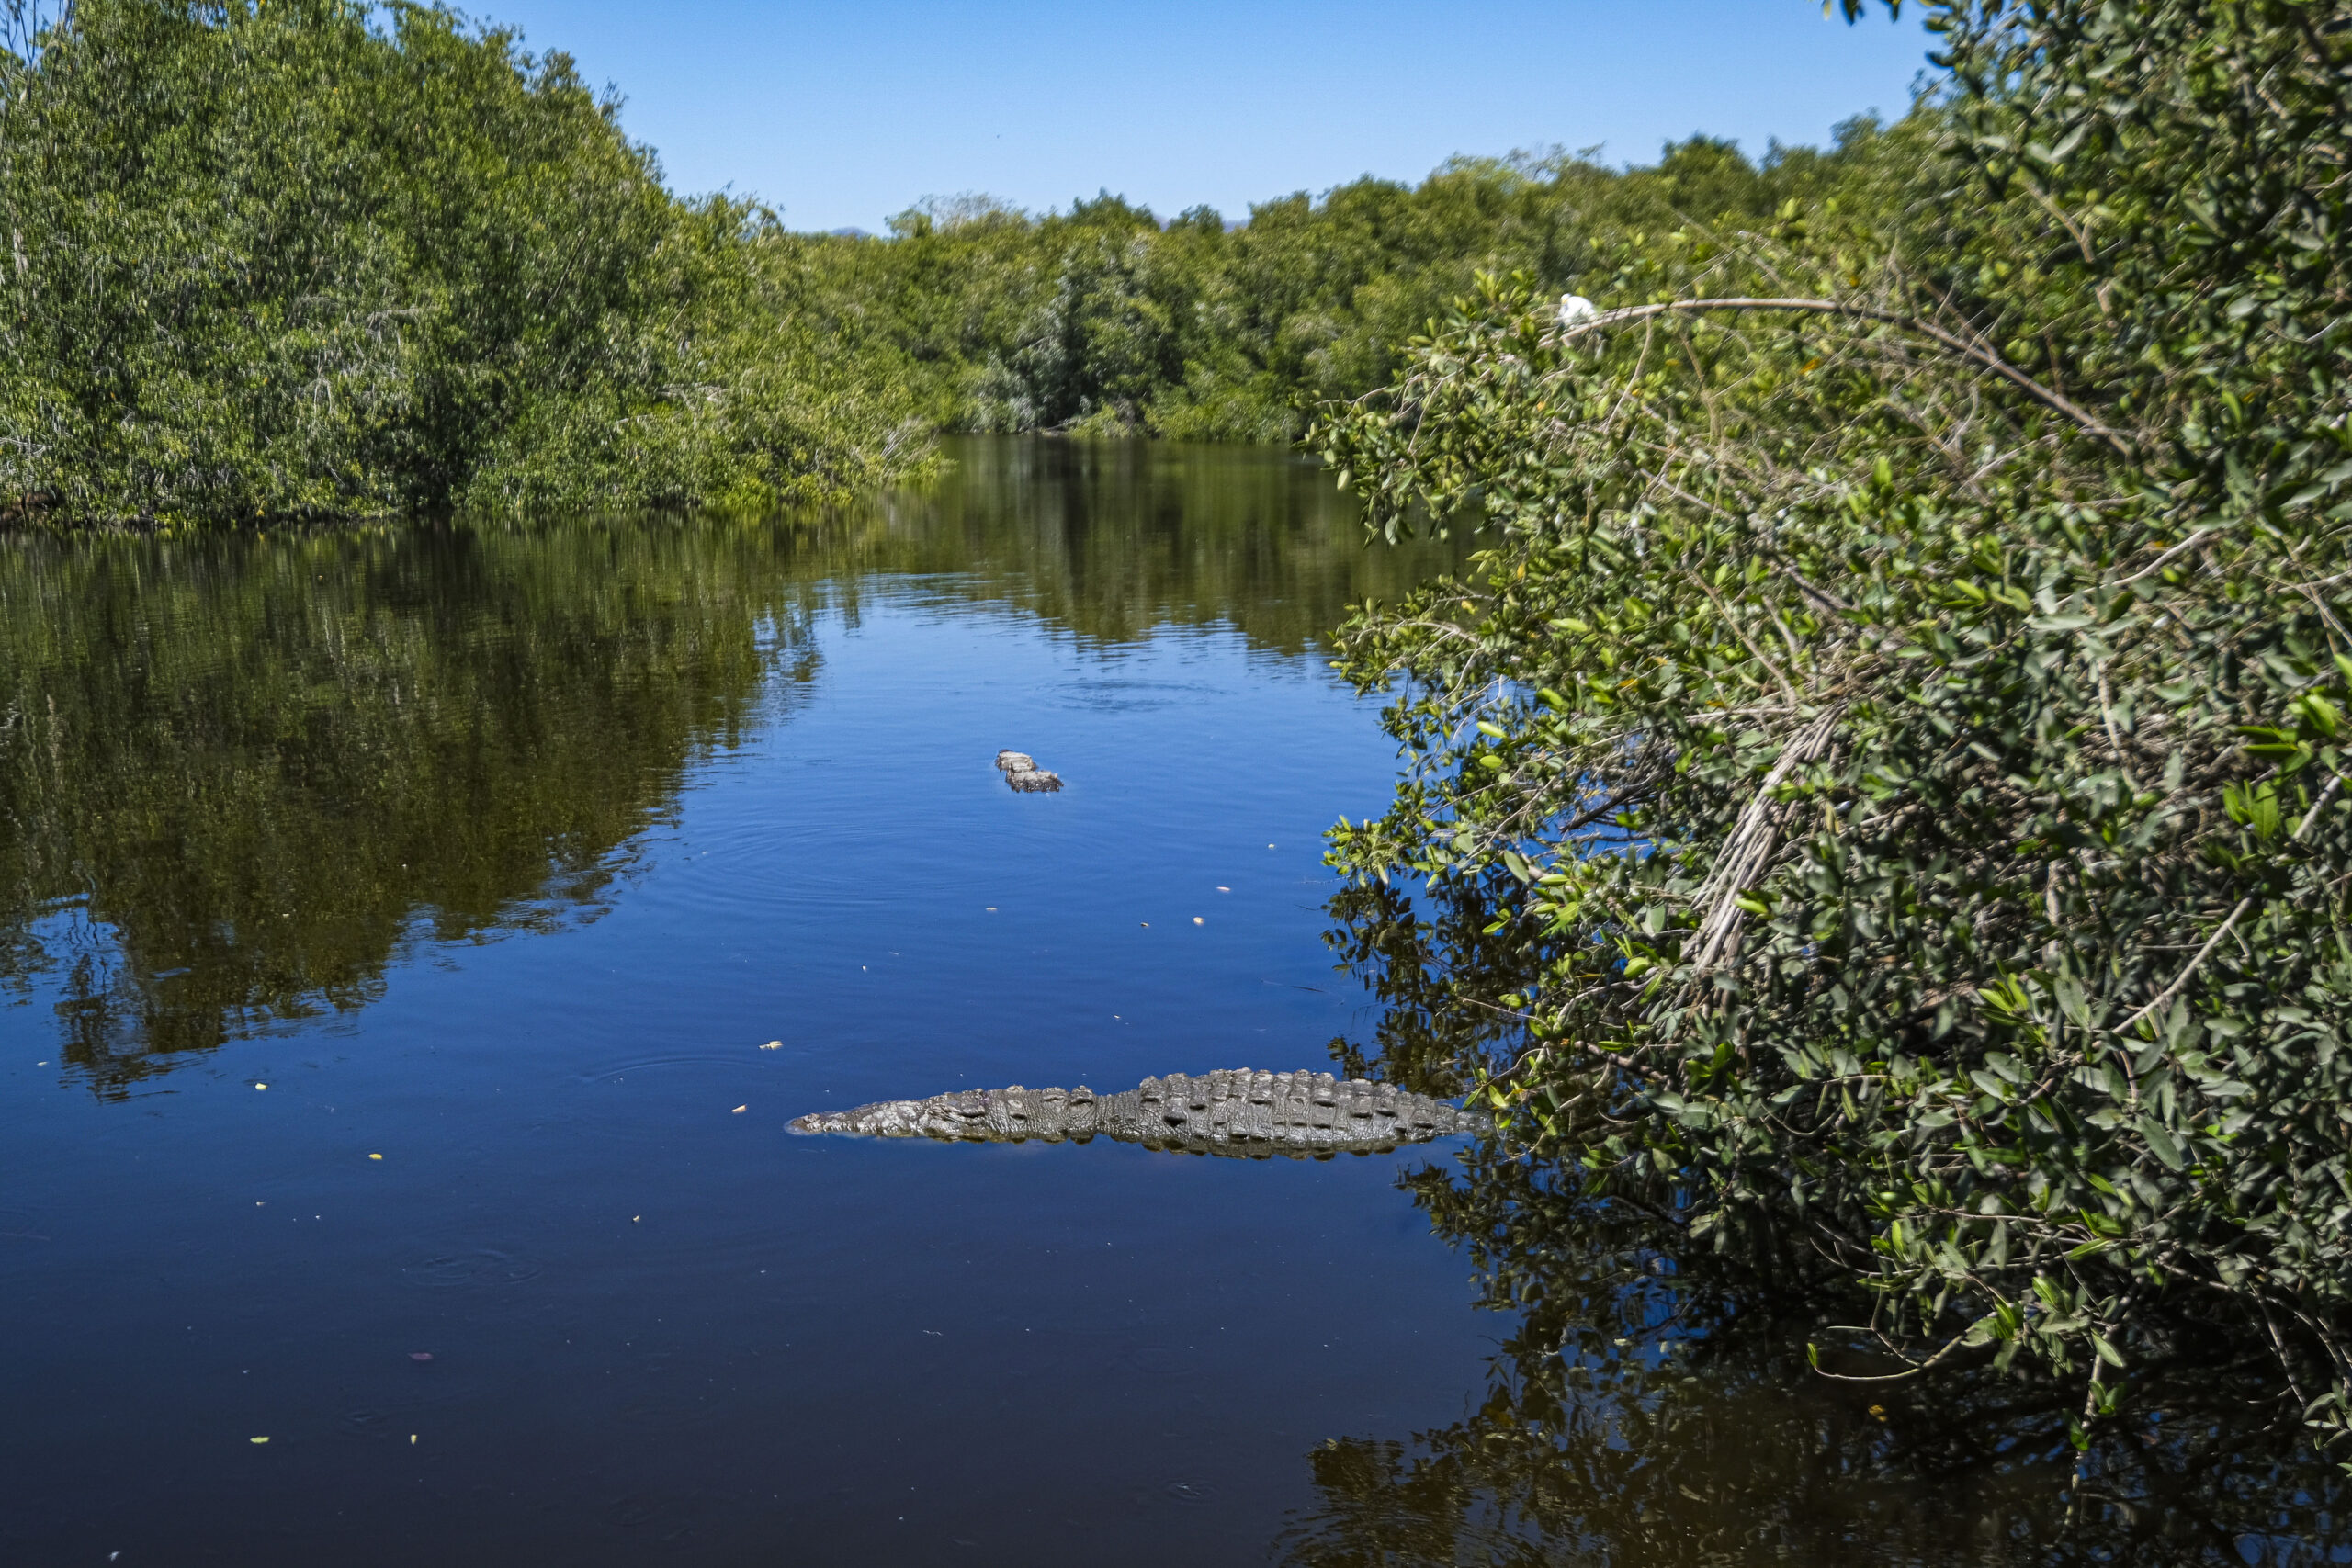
1561 297 2131 453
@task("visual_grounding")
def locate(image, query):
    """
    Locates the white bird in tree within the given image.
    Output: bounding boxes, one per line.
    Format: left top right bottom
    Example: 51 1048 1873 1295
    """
1558 293 1598 329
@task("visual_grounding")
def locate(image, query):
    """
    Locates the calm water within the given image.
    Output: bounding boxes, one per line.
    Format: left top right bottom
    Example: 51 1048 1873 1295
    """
1 439 2341 1566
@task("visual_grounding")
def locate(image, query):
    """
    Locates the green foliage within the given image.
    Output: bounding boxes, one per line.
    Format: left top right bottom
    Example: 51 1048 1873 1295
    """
0 0 927 525
1306 878 2352 1562
1316 0 2352 1457
778 132 1896 445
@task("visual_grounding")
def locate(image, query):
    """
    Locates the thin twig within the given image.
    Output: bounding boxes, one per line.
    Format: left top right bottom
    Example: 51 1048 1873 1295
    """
1562 297 2131 452
2115 529 2220 588
2113 773 2346 1036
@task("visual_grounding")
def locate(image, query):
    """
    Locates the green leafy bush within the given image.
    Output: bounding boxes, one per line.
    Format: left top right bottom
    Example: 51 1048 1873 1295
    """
1317 0 2352 1453
0 0 926 524
1304 876 2352 1560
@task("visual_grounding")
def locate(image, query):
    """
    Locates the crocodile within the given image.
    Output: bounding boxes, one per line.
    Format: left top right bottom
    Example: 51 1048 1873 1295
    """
788 1068 1480 1158
996 750 1064 792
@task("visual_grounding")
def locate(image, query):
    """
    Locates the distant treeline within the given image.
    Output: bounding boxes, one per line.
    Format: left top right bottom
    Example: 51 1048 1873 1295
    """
0 0 1915 525
770 127 1912 444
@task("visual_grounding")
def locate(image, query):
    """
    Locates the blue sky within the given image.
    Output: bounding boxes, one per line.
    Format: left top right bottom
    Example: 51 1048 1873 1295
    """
471 1 1939 232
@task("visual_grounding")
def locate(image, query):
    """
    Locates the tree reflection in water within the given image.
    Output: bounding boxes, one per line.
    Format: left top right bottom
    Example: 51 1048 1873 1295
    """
0 518 831 1093
0 437 1463 1095
1288 879 2350 1566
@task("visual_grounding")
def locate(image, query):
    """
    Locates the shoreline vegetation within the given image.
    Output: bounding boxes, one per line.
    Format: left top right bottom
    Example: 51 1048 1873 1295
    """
1318 0 2352 1485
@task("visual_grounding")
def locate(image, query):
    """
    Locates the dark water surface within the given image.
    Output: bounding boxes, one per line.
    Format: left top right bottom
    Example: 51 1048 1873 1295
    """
3 439 2341 1567
0 439 1478 1566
